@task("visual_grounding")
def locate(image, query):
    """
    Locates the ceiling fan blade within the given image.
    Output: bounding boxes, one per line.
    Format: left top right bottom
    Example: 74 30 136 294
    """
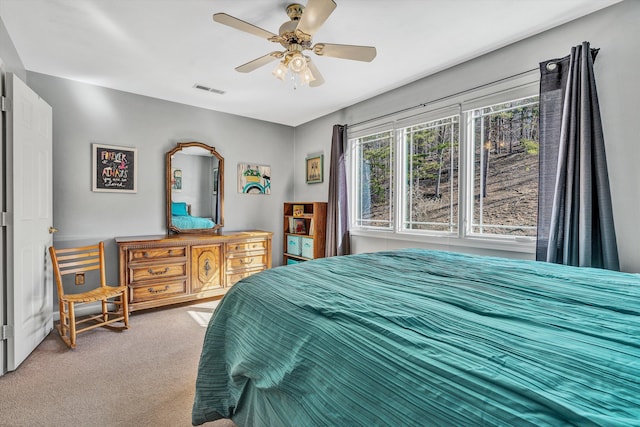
236 52 282 73
307 60 325 87
313 43 377 62
296 0 337 36
213 13 278 40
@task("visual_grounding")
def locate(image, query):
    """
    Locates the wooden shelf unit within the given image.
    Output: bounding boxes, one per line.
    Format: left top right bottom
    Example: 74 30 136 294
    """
283 202 327 264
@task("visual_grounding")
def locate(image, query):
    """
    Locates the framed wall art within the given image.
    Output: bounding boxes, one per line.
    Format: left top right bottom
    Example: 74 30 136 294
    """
237 163 271 194
306 154 323 184
92 143 137 193
171 168 182 192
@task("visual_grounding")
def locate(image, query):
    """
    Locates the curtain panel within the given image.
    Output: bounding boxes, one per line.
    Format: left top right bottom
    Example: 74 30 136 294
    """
326 124 351 257
537 41 619 270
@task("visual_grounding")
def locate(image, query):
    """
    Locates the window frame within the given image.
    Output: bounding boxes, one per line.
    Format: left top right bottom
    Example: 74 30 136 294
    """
351 127 395 231
464 94 540 239
397 107 461 237
347 72 540 253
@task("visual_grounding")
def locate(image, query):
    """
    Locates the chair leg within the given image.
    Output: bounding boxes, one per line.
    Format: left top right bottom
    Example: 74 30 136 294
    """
68 302 77 349
102 300 108 322
57 300 73 348
58 300 67 337
122 290 130 329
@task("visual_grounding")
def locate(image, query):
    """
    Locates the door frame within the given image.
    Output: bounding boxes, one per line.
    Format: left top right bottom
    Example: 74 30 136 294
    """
1 61 6 375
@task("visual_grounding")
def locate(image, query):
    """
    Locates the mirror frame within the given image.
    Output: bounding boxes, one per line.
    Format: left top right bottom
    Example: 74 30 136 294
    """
166 141 224 234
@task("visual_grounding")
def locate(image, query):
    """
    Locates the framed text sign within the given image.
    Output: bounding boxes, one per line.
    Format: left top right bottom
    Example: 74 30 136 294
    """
92 143 137 192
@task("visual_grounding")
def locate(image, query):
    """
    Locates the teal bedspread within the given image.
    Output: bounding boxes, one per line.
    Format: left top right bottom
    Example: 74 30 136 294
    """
171 215 215 229
192 249 640 426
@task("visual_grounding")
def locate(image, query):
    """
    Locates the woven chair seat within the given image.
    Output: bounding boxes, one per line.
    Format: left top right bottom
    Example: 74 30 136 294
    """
61 285 128 303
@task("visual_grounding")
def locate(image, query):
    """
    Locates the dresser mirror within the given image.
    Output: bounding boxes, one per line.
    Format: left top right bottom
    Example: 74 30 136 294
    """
166 141 224 234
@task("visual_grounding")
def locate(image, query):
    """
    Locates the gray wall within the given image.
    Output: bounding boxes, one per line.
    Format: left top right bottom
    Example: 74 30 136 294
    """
25 72 294 294
0 16 25 80
293 0 640 273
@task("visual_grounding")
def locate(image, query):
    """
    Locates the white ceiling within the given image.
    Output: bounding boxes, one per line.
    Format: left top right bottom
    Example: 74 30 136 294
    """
0 0 621 127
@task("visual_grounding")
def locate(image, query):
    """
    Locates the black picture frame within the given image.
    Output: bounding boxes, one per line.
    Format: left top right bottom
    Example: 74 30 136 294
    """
92 143 137 193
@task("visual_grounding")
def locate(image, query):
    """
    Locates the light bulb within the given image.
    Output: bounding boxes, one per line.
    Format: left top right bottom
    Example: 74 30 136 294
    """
289 53 307 73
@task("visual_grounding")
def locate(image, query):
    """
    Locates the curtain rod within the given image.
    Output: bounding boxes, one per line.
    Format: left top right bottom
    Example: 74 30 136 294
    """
349 67 538 129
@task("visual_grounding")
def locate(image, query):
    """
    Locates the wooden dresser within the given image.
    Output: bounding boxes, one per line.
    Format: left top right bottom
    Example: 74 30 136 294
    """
116 230 272 311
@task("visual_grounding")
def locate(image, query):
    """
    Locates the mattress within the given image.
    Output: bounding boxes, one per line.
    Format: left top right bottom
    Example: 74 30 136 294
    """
193 249 640 426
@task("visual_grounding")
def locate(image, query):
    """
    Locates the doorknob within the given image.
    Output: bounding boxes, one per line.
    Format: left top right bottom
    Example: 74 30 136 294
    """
49 226 58 234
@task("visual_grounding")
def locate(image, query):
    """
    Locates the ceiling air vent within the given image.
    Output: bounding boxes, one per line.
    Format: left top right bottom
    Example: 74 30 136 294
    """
193 84 225 95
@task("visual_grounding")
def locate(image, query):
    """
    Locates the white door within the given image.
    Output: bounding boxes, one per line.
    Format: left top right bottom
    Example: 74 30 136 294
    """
4 73 54 372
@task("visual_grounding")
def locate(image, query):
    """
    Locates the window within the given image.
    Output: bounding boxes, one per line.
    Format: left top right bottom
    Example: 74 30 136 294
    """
349 76 540 249
469 96 539 237
353 130 394 229
402 115 459 233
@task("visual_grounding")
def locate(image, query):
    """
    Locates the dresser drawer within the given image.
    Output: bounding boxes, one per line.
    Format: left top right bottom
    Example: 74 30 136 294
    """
227 269 265 286
130 279 188 303
225 239 268 254
129 262 187 284
128 246 187 262
226 252 267 271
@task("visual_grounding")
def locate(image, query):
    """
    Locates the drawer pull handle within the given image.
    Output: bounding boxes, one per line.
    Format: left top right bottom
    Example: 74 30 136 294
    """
148 267 169 276
143 252 150 258
240 258 254 265
148 285 170 294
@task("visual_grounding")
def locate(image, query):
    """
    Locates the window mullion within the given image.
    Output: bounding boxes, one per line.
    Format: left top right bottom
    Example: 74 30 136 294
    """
394 127 403 232
459 110 473 239
479 113 485 235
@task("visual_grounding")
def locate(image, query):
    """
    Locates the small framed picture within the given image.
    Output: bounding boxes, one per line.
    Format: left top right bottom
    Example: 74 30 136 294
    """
293 218 307 234
92 143 137 193
306 154 323 184
171 168 182 192
293 204 304 217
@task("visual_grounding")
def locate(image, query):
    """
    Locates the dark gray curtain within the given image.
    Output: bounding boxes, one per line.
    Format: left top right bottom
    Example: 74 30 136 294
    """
537 41 619 270
326 124 351 257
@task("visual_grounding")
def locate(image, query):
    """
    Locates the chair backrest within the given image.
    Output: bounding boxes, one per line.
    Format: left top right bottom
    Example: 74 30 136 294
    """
49 242 107 297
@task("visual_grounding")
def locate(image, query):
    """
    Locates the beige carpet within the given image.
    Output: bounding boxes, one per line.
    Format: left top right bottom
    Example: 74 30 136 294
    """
0 300 236 427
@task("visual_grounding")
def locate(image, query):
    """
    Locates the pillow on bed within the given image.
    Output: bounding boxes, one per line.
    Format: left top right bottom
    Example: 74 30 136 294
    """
171 202 189 216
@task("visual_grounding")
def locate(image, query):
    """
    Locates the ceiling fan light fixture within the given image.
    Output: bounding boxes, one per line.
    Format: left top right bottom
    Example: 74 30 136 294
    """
301 67 315 85
272 61 288 80
214 1 376 88
289 52 307 73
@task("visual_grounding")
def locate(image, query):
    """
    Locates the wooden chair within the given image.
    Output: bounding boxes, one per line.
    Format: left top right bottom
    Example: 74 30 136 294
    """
49 242 129 349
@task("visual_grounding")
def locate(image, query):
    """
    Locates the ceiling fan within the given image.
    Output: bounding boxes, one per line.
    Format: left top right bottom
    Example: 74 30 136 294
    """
213 0 377 87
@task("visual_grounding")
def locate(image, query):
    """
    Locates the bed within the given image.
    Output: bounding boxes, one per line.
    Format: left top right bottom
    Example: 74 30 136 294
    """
171 201 215 229
192 248 640 426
